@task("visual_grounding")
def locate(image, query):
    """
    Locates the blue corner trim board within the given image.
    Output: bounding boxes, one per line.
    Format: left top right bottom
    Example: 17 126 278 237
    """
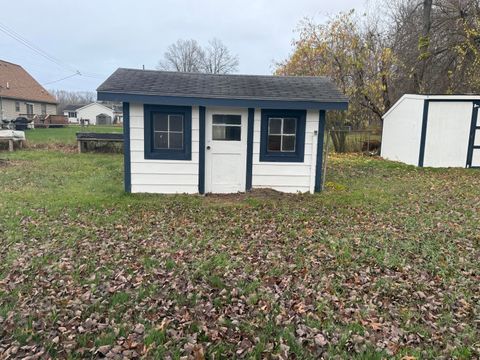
315 110 326 192
418 100 430 167
97 91 348 111
246 108 254 190
122 102 131 193
143 104 192 160
199 106 206 194
466 101 479 168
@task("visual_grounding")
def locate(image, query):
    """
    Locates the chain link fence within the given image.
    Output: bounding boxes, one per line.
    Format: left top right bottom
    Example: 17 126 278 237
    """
328 127 382 154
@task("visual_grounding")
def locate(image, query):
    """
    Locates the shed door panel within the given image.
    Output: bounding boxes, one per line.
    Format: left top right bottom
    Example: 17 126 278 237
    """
423 102 472 168
205 108 247 193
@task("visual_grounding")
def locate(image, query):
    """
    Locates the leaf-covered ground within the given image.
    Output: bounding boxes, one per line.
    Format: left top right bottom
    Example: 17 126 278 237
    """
0 150 479 359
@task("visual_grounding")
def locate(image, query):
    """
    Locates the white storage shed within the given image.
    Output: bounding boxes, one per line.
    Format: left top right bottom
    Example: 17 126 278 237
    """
97 69 349 194
381 94 480 168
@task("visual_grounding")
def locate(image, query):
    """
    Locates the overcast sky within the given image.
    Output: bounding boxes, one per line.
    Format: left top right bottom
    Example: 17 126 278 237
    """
1 0 366 92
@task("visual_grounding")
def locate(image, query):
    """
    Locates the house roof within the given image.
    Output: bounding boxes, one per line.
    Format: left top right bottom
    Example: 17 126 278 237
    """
97 68 348 110
383 94 480 119
64 104 87 111
0 59 57 104
76 102 114 112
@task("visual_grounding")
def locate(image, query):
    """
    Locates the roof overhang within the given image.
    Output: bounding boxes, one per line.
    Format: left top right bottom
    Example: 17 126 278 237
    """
97 91 349 111
382 94 480 119
0 95 57 105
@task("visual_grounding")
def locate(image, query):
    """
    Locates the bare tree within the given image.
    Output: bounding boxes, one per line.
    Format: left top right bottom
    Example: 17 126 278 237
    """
157 38 239 74
49 89 96 114
157 39 205 72
201 38 239 74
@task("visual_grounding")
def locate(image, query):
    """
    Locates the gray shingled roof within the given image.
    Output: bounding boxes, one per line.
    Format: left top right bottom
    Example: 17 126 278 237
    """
64 104 86 111
97 68 348 104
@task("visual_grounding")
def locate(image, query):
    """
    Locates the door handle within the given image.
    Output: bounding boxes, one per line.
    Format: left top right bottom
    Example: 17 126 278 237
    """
206 146 211 150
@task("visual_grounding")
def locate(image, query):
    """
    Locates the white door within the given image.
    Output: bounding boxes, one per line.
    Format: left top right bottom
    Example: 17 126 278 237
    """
205 108 247 193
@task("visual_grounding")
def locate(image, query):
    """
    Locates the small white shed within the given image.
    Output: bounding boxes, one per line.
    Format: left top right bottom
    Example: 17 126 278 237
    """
381 94 480 168
97 69 349 194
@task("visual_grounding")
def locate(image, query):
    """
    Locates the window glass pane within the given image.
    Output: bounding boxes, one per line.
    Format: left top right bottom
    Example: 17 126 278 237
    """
213 114 241 125
153 113 168 131
169 115 183 131
169 132 183 149
268 135 281 151
282 135 296 151
226 126 241 140
154 132 168 149
283 118 296 134
212 125 241 140
269 118 282 134
212 125 226 140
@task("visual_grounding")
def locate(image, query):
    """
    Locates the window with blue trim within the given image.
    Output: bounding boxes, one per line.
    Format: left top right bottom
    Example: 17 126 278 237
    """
260 109 306 162
144 105 192 160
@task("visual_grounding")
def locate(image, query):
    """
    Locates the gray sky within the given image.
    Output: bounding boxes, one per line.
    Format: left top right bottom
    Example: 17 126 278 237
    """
1 0 365 92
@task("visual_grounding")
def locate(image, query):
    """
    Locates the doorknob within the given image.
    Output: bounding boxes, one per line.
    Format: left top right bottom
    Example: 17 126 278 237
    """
206 146 211 150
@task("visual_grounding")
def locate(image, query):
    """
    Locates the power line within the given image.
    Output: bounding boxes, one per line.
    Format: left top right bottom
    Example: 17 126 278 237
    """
42 73 80 85
0 22 79 74
0 21 106 81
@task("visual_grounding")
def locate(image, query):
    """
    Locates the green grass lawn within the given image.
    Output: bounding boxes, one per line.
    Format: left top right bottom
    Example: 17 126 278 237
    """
0 147 478 359
25 125 123 145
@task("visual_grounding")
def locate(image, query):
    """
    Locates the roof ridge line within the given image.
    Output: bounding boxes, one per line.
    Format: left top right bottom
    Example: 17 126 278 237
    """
118 67 330 79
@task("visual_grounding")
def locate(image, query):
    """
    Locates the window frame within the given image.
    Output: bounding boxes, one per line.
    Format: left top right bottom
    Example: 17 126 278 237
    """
15 101 20 112
144 104 192 160
26 103 33 115
260 109 306 163
41 103 47 115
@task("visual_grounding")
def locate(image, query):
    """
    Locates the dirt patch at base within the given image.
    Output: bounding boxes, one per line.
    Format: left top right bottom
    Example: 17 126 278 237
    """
204 188 311 204
24 142 78 153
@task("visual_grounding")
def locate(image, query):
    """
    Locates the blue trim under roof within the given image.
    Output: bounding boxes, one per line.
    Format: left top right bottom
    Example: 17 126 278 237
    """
97 91 348 110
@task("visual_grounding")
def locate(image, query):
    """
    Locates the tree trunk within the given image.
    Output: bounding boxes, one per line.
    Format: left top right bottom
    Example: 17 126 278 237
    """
415 0 433 93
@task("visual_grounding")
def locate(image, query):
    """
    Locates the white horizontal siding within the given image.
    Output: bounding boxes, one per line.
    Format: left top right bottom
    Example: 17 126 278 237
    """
129 103 199 194
251 109 318 193
131 184 198 194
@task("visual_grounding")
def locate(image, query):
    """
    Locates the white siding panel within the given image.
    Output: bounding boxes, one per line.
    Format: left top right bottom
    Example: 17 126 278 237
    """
252 164 311 176
423 101 471 167
129 103 199 194
252 109 318 194
471 150 480 167
132 162 198 174
132 173 198 185
132 184 198 194
130 139 200 152
474 129 480 147
130 150 200 163
381 97 424 166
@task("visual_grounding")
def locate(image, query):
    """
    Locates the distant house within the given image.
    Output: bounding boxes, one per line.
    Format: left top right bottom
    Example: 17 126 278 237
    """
64 104 85 123
97 69 348 194
0 59 57 121
63 102 122 125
